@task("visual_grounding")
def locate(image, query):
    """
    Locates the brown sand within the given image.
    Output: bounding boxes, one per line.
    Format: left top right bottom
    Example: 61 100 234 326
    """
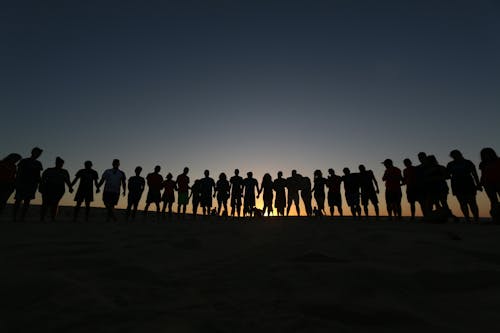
1 206 500 332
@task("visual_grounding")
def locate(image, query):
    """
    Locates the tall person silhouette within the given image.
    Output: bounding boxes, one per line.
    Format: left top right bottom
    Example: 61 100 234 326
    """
189 179 201 219
258 173 274 216
13 147 43 222
402 158 418 220
0 153 21 215
200 170 216 217
479 147 500 220
214 172 230 216
144 166 163 219
39 157 73 222
382 159 403 220
326 168 343 217
358 165 380 219
425 155 453 217
273 171 287 216
301 175 313 216
176 167 190 219
447 150 482 222
71 161 99 222
286 170 301 216
230 169 243 217
161 173 176 219
97 159 126 222
342 168 361 218
311 170 326 216
127 167 145 220
242 172 259 217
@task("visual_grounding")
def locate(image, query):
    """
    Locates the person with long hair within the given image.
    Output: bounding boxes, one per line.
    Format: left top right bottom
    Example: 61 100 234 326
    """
258 173 274 216
161 173 176 219
0 153 22 214
214 172 230 216
479 147 500 220
311 169 326 216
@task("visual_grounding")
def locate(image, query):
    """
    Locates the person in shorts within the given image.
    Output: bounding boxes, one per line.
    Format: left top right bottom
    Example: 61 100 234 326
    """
199 170 216 216
402 158 418 220
71 160 99 221
161 173 176 219
230 169 243 217
326 168 343 217
342 168 361 218
39 157 73 222
382 159 403 220
358 165 380 219
13 147 43 222
127 166 145 220
286 170 302 216
144 165 163 218
214 172 230 216
98 159 126 222
176 167 190 219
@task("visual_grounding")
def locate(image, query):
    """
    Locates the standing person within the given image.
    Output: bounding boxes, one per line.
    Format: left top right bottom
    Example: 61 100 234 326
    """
479 147 500 220
311 170 327 216
189 179 201 219
126 167 145 220
161 173 176 219
286 170 302 216
402 158 418 220
214 172 230 216
425 155 452 215
342 168 361 218
415 152 430 217
97 159 126 222
358 165 380 219
242 172 259 217
176 167 190 219
301 175 313 216
13 147 43 222
144 166 163 218
382 159 403 220
199 170 216 216
447 150 482 222
258 173 274 216
273 171 287 216
230 169 243 217
0 153 22 214
39 157 73 222
71 160 99 222
326 168 343 217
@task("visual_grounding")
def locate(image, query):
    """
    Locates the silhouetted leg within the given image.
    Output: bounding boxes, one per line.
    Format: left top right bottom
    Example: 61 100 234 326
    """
50 202 59 221
409 201 416 220
40 202 47 222
374 204 379 219
21 200 30 222
85 202 90 221
338 206 343 216
13 199 21 221
458 198 470 221
470 197 479 222
168 202 173 218
74 201 81 221
363 205 369 217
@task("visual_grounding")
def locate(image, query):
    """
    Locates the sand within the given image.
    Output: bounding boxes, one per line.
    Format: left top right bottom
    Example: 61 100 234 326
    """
1 206 500 332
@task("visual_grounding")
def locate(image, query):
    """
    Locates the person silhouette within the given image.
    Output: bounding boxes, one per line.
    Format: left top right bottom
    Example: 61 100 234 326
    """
39 157 73 222
358 165 380 219
415 152 430 217
286 170 301 216
0 153 22 215
342 168 361 218
71 160 99 222
479 147 500 219
13 147 43 222
382 159 403 220
425 155 454 219
311 169 326 216
326 168 343 217
97 159 126 222
161 173 176 219
273 171 287 216
144 165 163 219
402 158 417 220
258 173 274 216
447 150 482 222
126 166 145 220
199 170 216 217
214 172 230 216
189 179 201 219
242 171 259 217
301 175 313 216
176 167 190 219
230 169 243 217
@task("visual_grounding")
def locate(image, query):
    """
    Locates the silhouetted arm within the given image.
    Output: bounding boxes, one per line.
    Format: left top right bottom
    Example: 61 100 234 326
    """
471 163 482 191
70 171 79 187
371 171 379 193
121 174 127 196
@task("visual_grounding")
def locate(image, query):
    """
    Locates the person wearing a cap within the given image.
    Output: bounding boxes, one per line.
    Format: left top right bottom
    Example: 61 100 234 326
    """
382 158 403 220
13 147 43 221
39 157 73 222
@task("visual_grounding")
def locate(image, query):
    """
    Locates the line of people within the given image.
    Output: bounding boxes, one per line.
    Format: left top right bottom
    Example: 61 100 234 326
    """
0 147 499 223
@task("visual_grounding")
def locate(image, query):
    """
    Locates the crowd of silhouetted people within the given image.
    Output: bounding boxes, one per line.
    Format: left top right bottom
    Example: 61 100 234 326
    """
0 147 499 223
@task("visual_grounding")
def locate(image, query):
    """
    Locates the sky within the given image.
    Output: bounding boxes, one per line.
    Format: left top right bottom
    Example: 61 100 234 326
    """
1 0 499 216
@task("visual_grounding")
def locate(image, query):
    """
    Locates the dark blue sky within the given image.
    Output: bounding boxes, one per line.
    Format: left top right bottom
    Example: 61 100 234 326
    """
2 0 499 213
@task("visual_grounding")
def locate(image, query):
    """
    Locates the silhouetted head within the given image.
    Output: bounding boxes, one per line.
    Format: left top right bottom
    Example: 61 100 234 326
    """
154 165 161 173
382 159 393 168
450 149 463 161
427 155 438 166
328 168 335 176
247 171 253 178
263 173 271 183
135 166 142 175
112 159 120 169
277 171 283 178
204 169 209 177
219 172 226 180
3 153 21 164
403 158 412 167
183 167 189 175
314 169 322 178
480 147 498 164
55 157 64 168
166 173 173 180
234 169 239 176
291 170 297 177
343 168 350 175
358 165 366 172
31 147 43 159
417 152 427 164
84 160 92 169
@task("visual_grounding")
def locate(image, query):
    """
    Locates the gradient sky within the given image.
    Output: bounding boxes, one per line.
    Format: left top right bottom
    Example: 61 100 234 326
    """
2 0 499 215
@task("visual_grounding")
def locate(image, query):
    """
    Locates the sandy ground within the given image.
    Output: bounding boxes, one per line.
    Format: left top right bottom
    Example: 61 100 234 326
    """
1 206 500 333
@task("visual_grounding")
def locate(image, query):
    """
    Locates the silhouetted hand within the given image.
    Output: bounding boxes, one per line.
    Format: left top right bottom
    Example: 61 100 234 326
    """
122 191 126 197
376 189 379 194
257 195 260 199
69 188 74 194
477 185 483 192
213 194 216 198
96 188 100 194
